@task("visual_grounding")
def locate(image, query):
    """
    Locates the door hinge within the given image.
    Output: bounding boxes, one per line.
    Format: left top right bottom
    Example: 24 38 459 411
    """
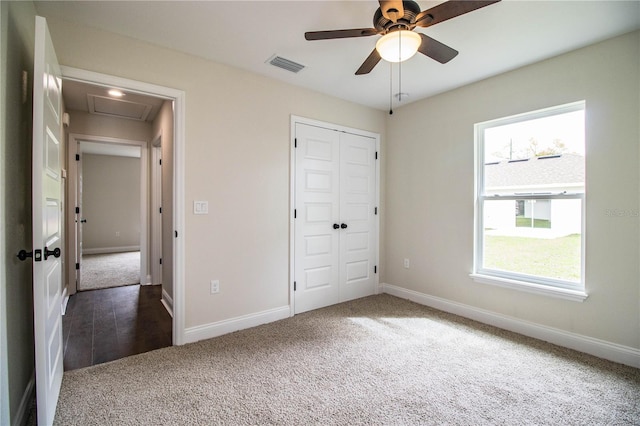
294 281 296 291
159 258 162 265
175 231 178 238
374 265 377 274
375 207 378 215
159 159 162 165
159 207 162 214
75 206 80 214
75 263 80 270
294 209 297 219
75 154 80 161
294 138 297 148
375 151 378 160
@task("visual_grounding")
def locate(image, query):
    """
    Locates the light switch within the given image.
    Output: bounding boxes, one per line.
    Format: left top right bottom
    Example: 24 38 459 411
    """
194 201 208 215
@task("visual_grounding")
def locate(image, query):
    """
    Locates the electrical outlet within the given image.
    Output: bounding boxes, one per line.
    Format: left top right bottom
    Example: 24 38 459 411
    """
403 258 410 269
210 280 220 294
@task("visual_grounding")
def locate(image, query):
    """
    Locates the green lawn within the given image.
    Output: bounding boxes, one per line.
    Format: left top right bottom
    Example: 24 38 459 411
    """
516 216 551 228
483 234 581 282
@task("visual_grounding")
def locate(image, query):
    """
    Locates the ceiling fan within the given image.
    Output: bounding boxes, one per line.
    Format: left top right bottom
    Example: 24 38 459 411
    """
305 0 501 75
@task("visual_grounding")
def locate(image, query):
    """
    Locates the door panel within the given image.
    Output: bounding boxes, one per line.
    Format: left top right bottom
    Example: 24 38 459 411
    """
32 16 64 425
294 123 377 313
339 132 376 302
294 124 340 313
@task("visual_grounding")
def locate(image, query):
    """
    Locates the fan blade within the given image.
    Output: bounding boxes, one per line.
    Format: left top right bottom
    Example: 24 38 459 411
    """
305 28 379 41
379 0 405 22
417 33 458 64
355 49 382 75
415 0 501 28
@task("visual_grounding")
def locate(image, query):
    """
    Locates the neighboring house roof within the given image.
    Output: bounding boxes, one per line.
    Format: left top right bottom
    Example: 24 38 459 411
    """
485 153 585 188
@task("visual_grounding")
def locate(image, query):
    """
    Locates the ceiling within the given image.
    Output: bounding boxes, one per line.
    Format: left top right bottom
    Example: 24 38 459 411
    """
35 1 640 111
63 79 164 122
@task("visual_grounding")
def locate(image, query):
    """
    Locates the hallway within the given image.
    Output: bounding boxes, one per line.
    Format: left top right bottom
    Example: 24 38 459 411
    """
62 285 172 370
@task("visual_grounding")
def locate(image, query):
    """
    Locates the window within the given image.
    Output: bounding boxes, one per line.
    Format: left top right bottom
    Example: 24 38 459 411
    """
472 102 587 300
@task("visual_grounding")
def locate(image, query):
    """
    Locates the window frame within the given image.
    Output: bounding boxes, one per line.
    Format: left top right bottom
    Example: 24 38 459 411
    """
472 101 588 301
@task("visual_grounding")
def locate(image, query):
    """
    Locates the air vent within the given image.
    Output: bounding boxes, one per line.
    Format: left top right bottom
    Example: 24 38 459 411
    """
267 55 305 73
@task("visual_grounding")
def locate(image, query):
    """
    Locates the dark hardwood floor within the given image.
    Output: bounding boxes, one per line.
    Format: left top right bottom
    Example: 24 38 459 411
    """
62 284 172 371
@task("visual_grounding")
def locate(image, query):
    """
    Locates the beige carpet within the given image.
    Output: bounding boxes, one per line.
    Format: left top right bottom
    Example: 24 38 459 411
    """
54 294 639 425
79 251 140 291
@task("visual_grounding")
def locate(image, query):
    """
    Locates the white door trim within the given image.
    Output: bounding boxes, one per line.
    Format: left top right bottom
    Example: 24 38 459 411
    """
61 66 186 345
289 115 381 316
0 6 8 418
150 135 163 286
67 134 149 289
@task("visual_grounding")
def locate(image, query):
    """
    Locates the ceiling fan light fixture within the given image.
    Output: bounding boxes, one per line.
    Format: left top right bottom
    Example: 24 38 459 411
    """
376 30 421 63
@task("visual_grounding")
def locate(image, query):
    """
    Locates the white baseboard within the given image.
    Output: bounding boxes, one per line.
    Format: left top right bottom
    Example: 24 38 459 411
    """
161 288 173 318
382 283 640 368
184 305 290 344
12 373 34 426
83 246 140 255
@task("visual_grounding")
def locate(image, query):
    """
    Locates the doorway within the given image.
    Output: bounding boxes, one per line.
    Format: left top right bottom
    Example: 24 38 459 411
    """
61 66 186 350
73 138 147 292
63 92 170 368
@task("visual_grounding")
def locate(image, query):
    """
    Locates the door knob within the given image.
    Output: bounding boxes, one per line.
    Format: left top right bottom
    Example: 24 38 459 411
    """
341 223 348 229
333 223 340 229
44 246 61 260
17 250 33 261
80 219 87 223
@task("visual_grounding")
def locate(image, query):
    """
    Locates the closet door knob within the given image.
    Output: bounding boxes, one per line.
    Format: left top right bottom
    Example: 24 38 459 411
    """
333 223 340 229
340 223 348 229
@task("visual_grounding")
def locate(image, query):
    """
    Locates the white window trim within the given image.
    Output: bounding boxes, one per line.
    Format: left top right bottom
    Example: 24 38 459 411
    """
472 101 587 300
470 274 588 302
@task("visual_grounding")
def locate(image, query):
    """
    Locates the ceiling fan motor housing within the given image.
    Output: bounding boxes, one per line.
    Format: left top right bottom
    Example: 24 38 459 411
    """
374 0 422 33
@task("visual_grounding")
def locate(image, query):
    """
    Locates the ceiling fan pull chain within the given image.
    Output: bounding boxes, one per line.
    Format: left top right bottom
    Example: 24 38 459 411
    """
399 53 402 103
389 62 393 115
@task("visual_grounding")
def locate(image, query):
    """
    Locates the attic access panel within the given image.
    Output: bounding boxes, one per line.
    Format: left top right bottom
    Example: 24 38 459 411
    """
87 94 153 121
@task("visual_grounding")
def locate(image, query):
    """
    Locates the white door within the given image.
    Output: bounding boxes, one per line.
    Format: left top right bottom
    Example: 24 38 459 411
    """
151 144 163 284
339 132 377 302
294 123 377 314
32 16 64 426
76 145 83 288
294 124 341 313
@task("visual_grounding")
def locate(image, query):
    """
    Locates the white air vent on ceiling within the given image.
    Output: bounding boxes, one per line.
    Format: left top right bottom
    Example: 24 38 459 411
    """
87 94 153 121
267 55 305 73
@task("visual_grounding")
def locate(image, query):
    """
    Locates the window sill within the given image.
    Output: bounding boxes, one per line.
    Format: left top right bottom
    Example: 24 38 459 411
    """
469 273 588 302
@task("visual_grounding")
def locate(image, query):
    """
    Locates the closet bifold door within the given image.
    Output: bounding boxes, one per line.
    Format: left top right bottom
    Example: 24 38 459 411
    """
294 123 377 314
338 132 377 303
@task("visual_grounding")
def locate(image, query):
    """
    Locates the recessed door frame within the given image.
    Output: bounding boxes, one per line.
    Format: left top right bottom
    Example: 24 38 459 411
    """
289 115 381 316
61 66 186 345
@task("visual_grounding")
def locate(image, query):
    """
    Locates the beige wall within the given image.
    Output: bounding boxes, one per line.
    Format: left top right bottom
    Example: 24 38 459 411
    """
152 100 174 299
82 154 141 252
384 31 640 350
0 1 36 424
43 17 387 329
